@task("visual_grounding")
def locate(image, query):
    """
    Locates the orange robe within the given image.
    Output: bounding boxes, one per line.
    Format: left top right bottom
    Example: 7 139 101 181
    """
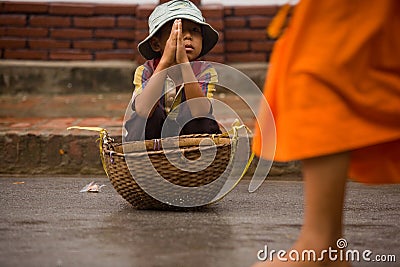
252 0 400 183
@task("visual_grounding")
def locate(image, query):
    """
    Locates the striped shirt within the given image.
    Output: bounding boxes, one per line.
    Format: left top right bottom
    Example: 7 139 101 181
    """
132 58 218 116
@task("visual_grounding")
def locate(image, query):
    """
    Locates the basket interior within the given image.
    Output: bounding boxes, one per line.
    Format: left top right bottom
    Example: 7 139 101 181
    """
102 133 236 209
113 134 231 155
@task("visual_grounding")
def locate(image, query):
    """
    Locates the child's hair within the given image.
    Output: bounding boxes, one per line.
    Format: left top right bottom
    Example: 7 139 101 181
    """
137 0 218 60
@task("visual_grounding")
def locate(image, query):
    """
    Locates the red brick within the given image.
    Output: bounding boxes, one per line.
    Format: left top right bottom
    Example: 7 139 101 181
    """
1 134 18 164
117 40 135 49
29 39 70 49
217 32 224 41
201 54 224 63
136 19 148 30
117 16 136 28
84 138 103 167
224 7 234 16
38 118 77 129
74 17 115 28
96 51 134 60
135 30 147 41
207 18 223 31
209 42 224 54
136 5 156 19
233 6 278 16
73 40 114 50
226 52 266 62
45 135 63 167
30 15 71 27
94 4 136 15
0 15 26 26
49 50 93 60
3 118 44 129
67 139 83 165
249 16 272 28
19 134 41 167
225 29 266 40
201 5 224 18
49 3 95 16
77 117 116 127
51 28 92 39
95 29 135 39
0 38 26 48
188 0 201 6
132 40 139 48
226 41 249 52
4 49 47 60
225 17 246 28
5 27 48 38
3 2 48 13
250 40 275 52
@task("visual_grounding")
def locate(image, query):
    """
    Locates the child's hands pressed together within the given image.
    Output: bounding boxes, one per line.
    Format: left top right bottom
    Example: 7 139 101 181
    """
160 20 179 67
175 19 189 64
160 19 189 67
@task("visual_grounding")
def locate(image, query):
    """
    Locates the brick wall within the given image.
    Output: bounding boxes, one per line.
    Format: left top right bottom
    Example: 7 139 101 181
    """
0 1 280 63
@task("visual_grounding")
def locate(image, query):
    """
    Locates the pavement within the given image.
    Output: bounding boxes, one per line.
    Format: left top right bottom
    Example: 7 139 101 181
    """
0 176 398 267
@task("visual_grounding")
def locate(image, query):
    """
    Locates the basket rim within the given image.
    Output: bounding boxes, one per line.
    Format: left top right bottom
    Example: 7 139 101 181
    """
104 133 232 157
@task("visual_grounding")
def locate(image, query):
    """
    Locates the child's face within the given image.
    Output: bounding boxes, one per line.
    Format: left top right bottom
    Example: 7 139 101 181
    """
155 19 203 61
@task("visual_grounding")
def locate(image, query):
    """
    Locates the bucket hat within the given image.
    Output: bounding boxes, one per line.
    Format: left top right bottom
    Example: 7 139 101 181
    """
137 0 219 60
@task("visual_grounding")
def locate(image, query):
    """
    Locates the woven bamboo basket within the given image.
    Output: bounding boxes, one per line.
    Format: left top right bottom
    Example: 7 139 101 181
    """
102 131 240 210
68 125 251 210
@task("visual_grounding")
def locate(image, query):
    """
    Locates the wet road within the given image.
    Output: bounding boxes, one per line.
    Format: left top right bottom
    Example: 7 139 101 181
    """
0 177 398 267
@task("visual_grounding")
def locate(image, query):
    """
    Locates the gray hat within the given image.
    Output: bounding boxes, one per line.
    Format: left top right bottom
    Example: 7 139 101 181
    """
138 0 219 60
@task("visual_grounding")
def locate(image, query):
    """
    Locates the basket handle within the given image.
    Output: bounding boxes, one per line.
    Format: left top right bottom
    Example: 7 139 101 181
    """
229 120 255 178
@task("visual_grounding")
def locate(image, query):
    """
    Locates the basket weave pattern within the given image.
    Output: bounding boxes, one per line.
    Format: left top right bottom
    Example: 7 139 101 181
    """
102 133 232 210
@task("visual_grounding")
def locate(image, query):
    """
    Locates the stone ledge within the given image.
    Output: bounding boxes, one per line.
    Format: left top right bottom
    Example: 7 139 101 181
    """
0 60 137 94
0 60 268 94
0 130 301 177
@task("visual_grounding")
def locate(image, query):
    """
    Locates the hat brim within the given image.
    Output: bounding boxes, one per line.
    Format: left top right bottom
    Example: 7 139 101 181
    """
138 16 219 60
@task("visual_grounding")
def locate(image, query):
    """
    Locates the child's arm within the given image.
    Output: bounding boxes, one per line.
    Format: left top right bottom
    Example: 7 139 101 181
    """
176 19 211 117
180 64 212 117
134 21 179 118
133 68 166 118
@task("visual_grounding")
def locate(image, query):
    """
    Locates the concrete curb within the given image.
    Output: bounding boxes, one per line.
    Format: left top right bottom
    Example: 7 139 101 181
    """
0 125 301 177
1 132 105 175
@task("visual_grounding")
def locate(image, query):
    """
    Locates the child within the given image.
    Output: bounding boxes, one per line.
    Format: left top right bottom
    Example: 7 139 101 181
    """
253 0 400 266
124 0 221 141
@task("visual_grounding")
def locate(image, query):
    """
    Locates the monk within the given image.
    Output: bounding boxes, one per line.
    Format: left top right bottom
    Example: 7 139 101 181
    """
252 0 400 266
